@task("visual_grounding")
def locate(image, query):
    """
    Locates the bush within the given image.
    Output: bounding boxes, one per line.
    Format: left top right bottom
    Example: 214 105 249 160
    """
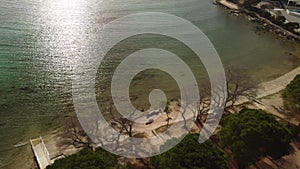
283 74 300 114
150 134 228 169
283 22 300 33
246 6 272 20
274 15 286 26
47 148 119 169
287 122 300 139
219 109 291 168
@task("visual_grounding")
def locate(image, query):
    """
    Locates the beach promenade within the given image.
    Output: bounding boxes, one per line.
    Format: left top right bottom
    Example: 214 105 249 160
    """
257 67 300 99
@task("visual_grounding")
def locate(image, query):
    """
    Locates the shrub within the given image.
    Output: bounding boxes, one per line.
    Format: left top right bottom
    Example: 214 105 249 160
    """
47 148 119 169
283 74 300 114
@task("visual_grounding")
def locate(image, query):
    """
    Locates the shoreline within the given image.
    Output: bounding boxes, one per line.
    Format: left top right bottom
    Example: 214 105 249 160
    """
256 66 300 99
30 2 300 165
249 67 300 125
0 0 300 168
43 66 300 163
215 0 300 42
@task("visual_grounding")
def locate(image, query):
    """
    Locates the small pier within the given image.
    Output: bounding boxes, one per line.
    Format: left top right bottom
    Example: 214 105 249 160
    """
30 136 52 169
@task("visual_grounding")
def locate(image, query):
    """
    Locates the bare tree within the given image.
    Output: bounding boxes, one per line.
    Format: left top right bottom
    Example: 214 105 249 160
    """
224 67 257 113
195 66 257 128
62 114 90 148
164 101 172 128
109 103 134 137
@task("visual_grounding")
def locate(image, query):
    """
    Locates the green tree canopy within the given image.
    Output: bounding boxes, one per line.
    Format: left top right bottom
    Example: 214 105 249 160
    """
150 134 228 169
46 148 119 169
219 109 291 168
283 74 300 114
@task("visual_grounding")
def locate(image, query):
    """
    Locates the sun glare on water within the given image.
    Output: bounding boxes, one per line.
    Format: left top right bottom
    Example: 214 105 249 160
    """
37 0 90 75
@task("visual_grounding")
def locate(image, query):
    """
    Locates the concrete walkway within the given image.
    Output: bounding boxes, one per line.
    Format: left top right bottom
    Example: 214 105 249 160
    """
256 67 300 99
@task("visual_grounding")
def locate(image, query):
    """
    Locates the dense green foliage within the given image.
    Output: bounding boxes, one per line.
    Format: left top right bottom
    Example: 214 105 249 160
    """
46 148 120 169
219 109 291 167
150 134 228 169
287 122 300 139
283 74 300 114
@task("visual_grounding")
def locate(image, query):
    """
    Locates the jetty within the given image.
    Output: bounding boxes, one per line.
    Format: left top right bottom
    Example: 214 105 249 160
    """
30 137 52 169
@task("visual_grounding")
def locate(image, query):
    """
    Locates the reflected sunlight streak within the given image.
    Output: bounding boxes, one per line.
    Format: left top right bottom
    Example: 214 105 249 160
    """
37 0 89 76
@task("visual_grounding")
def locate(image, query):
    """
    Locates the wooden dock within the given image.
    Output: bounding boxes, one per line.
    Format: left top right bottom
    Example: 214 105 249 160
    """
30 136 52 169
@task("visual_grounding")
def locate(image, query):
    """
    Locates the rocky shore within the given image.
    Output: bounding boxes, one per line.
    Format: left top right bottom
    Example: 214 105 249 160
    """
215 0 300 42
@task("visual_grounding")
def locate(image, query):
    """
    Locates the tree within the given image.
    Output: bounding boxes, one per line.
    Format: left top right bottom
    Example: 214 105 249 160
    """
46 148 119 169
219 109 291 168
150 134 228 169
61 114 90 148
109 102 134 137
225 67 257 112
274 15 286 26
282 74 300 114
164 101 172 128
196 67 257 127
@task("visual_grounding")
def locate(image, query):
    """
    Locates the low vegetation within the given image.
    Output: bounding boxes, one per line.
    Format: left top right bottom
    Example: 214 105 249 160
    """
283 74 300 114
46 148 120 169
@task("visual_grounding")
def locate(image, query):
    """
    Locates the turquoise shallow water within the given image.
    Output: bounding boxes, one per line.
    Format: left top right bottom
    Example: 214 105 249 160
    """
0 0 299 168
